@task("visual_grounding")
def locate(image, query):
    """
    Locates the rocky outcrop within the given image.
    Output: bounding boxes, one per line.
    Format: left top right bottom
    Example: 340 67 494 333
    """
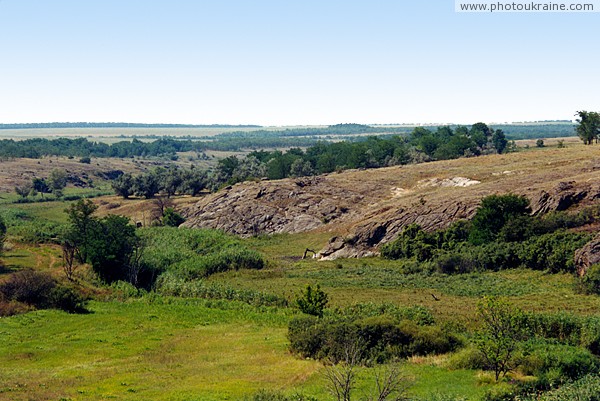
316 201 478 259
180 176 367 237
575 235 600 276
180 156 600 260
530 181 600 215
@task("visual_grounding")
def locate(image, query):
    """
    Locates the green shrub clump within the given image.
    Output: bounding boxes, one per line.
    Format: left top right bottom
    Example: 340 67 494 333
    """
0 270 87 315
288 305 461 363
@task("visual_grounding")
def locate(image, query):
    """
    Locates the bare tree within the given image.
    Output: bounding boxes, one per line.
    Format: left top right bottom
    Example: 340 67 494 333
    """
62 239 78 281
126 236 145 287
324 340 363 401
368 363 411 401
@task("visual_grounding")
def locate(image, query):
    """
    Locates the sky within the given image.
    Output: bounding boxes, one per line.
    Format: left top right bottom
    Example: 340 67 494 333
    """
0 0 599 126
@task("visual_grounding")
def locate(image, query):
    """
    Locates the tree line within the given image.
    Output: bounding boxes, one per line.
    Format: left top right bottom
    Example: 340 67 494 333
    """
108 123 510 199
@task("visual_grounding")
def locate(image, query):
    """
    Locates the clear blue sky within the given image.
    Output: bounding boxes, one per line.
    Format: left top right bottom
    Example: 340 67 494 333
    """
0 0 598 125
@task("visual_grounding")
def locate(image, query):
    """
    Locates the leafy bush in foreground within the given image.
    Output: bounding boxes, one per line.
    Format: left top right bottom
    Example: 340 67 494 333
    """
519 374 600 401
0 270 87 315
288 309 461 363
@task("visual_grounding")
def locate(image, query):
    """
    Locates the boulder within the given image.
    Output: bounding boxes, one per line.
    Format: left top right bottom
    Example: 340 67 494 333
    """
575 235 600 276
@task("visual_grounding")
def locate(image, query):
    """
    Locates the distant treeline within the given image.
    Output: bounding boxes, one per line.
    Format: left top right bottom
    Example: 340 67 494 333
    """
0 136 322 159
492 123 575 139
0 122 575 160
0 122 261 130
216 123 510 182
216 123 412 138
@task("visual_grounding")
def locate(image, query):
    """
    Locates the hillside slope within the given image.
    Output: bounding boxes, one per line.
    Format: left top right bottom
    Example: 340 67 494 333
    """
181 144 600 258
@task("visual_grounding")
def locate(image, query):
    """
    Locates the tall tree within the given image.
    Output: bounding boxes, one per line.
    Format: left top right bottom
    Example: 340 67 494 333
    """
48 168 68 198
65 199 99 264
575 110 600 145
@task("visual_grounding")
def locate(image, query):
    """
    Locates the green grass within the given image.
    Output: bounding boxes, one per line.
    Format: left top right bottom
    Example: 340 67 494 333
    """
0 297 500 401
0 298 319 401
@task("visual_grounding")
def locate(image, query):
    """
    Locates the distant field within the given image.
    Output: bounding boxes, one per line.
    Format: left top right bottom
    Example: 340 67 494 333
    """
0 126 325 142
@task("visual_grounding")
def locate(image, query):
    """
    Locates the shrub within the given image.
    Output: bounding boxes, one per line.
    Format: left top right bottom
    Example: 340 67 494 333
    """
296 284 328 318
288 314 461 363
287 315 326 359
519 231 589 273
520 374 600 401
578 264 600 295
0 269 56 307
140 227 265 280
520 342 599 384
446 345 487 370
469 194 531 245
162 207 185 227
48 286 88 313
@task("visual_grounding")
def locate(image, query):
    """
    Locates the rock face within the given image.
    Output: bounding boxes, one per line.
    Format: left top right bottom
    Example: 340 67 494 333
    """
180 177 367 237
575 235 600 276
530 181 600 215
316 201 478 259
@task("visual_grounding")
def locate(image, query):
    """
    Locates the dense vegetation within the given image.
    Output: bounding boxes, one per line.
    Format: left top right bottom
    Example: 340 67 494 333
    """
381 195 594 276
0 121 575 161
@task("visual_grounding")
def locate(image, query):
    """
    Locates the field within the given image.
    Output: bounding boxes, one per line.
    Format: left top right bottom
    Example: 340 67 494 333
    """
1 138 599 401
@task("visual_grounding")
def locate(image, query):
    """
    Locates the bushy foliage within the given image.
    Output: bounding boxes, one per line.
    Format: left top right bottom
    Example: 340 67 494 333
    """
382 195 592 276
64 199 144 285
577 264 600 295
296 284 328 318
162 207 186 227
520 374 600 401
140 227 265 282
288 308 461 363
518 231 589 273
476 297 526 381
0 270 87 314
469 194 531 245
520 342 599 385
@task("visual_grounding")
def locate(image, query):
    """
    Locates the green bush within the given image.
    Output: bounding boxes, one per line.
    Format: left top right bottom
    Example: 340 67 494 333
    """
296 284 328 318
48 286 88 313
0 269 56 307
287 315 326 359
577 264 600 295
446 345 486 370
520 342 599 384
0 270 87 313
520 374 600 401
469 194 531 245
162 207 185 227
287 313 461 363
519 231 589 273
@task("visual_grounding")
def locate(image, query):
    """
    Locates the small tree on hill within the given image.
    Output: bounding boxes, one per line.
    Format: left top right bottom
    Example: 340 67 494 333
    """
32 177 50 199
48 168 68 198
296 284 328 318
476 296 526 381
576 110 600 145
